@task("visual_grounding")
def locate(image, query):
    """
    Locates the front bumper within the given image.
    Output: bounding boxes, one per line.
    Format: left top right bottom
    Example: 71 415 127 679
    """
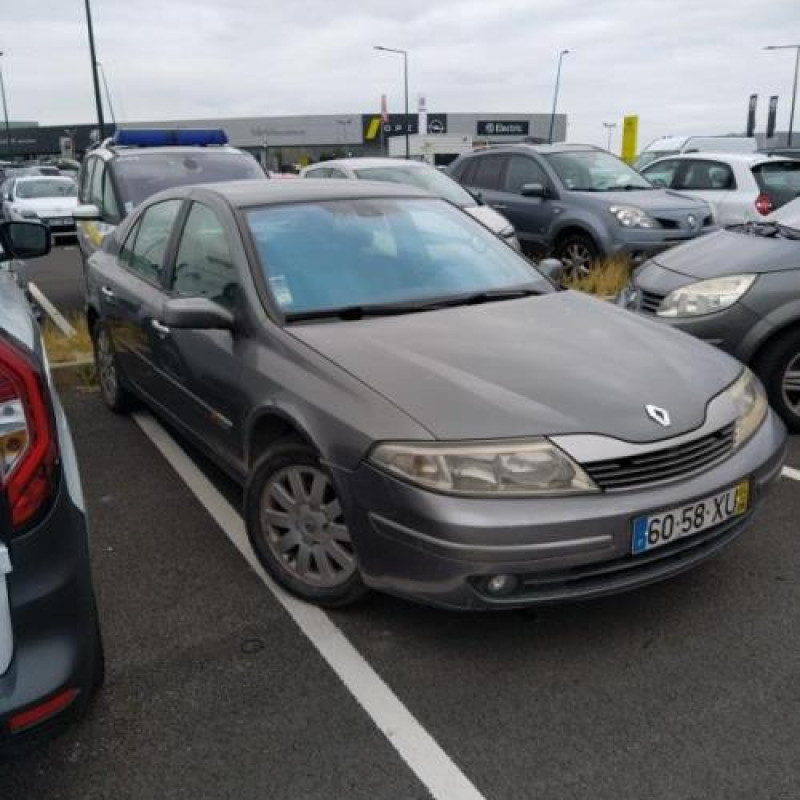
611 226 717 263
335 410 787 610
0 476 98 751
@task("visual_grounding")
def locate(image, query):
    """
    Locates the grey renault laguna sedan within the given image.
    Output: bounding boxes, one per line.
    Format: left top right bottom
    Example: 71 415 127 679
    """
85 179 786 609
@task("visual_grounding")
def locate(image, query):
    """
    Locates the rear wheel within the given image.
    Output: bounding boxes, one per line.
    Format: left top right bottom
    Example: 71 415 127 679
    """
554 231 599 277
245 440 367 607
754 329 800 432
92 322 132 413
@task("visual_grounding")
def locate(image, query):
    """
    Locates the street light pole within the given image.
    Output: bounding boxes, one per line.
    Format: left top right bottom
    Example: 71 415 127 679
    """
0 52 11 158
765 44 800 147
602 122 617 152
374 46 410 158
83 0 106 141
548 49 570 144
96 61 116 126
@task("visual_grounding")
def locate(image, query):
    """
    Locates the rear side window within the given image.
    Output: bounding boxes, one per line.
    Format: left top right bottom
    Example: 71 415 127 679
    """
674 160 736 191
126 199 183 284
504 156 548 194
469 156 507 191
752 161 800 209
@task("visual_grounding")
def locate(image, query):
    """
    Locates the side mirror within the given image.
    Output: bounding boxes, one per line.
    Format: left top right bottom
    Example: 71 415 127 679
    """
160 297 234 330
73 203 101 221
0 221 52 262
537 258 564 283
521 182 548 198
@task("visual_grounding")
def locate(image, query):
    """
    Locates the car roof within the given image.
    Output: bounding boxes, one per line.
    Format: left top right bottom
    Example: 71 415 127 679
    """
467 143 601 156
93 144 247 161
14 174 75 182
157 178 431 208
309 157 429 170
644 152 795 166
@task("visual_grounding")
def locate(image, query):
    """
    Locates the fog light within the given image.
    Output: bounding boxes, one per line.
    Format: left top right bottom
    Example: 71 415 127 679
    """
486 574 518 596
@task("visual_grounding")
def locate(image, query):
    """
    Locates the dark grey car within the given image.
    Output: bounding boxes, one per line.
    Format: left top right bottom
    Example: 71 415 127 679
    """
85 179 785 610
0 221 103 753
448 144 715 272
620 199 800 431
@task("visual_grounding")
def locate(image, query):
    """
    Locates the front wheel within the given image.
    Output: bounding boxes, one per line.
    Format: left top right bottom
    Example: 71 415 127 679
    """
754 329 800 432
245 440 367 607
554 232 599 277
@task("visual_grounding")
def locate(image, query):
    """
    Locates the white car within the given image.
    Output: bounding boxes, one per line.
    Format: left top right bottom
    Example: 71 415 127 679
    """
640 153 800 226
1 175 78 243
634 135 757 171
300 157 520 249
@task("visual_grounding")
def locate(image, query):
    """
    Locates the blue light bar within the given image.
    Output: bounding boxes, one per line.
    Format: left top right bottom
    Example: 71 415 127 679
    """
112 129 229 147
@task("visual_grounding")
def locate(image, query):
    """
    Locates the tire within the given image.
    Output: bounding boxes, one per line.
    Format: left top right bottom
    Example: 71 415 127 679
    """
92 322 132 414
754 329 800 433
554 231 599 277
245 439 367 608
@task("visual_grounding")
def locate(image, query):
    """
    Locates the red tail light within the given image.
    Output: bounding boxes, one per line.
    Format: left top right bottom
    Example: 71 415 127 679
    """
8 688 80 734
755 193 774 216
0 334 58 531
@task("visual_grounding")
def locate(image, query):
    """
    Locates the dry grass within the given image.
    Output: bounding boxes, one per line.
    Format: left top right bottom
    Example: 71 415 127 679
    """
561 256 633 298
41 315 93 365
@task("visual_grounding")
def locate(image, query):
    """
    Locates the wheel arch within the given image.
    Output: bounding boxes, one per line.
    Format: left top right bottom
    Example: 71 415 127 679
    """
245 408 318 468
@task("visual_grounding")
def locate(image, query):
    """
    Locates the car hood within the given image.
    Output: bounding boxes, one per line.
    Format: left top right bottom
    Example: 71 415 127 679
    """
649 228 800 279
574 188 708 212
13 197 78 216
465 204 512 234
290 291 740 442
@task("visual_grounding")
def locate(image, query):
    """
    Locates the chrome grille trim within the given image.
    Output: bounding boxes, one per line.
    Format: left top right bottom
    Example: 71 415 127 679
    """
639 288 665 313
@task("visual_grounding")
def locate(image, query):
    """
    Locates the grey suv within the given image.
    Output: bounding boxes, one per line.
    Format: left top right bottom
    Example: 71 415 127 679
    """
448 144 715 271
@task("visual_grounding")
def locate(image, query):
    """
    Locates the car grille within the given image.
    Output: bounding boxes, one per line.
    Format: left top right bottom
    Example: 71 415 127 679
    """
582 423 737 491
638 288 665 313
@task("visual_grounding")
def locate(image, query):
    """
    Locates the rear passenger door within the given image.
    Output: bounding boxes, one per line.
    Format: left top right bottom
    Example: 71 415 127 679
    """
153 201 246 463
499 155 559 250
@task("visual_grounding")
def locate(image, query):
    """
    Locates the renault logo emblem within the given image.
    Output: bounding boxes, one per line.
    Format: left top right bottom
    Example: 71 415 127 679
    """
645 405 671 427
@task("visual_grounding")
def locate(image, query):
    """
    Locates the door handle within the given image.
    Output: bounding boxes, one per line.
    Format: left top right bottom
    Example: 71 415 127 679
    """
151 319 170 338
100 285 115 302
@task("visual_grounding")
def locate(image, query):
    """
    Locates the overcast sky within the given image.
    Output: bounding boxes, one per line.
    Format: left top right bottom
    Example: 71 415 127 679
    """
2 0 798 149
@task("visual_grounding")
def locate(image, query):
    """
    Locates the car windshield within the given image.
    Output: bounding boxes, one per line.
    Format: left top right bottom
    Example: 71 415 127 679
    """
15 178 77 199
246 197 549 318
113 152 265 208
545 150 654 191
354 165 475 208
752 161 800 210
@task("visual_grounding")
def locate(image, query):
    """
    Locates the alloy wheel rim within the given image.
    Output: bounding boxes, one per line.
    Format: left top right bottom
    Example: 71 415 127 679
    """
260 465 356 588
562 242 593 274
781 353 800 414
97 330 118 401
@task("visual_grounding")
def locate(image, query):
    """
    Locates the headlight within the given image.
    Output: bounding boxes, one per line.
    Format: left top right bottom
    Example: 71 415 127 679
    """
657 274 756 318
369 439 599 496
725 368 768 449
609 205 659 228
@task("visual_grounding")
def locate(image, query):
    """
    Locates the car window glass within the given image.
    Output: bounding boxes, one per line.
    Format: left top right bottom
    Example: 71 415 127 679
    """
504 156 548 194
642 159 680 188
89 160 105 207
172 203 239 308
471 156 507 191
102 168 121 222
307 168 331 178
752 161 800 209
126 199 182 284
675 160 736 191
328 168 349 179
79 158 96 203
118 218 142 269
459 159 478 185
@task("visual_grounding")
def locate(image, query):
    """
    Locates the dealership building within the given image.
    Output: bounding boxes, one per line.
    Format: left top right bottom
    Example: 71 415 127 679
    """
2 111 567 169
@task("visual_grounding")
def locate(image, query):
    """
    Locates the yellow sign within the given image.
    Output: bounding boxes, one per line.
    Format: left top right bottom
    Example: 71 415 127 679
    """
621 115 639 164
365 117 382 141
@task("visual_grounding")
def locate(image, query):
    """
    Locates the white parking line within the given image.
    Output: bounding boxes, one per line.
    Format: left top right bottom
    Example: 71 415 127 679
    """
132 411 488 800
28 281 77 337
782 466 800 481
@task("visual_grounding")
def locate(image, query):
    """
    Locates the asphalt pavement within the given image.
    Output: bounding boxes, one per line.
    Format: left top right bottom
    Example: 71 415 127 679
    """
1 249 799 799
26 243 84 318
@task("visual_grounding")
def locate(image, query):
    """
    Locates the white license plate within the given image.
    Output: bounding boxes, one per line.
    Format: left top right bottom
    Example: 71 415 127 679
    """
632 481 750 555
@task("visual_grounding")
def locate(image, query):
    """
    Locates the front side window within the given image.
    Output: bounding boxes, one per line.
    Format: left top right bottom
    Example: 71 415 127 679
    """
675 160 736 191
246 197 550 316
79 157 96 203
642 159 681 188
102 168 121 222
504 156 549 194
126 199 182 284
172 203 239 307
544 150 652 191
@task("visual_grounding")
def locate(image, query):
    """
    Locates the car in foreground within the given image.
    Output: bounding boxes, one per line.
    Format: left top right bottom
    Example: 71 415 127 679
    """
641 152 800 224
1 175 78 244
448 144 714 273
74 128 267 263
619 197 800 431
85 179 785 610
0 220 103 753
300 157 519 249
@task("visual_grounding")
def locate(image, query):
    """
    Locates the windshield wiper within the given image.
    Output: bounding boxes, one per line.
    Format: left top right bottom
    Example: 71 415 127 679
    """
284 287 543 323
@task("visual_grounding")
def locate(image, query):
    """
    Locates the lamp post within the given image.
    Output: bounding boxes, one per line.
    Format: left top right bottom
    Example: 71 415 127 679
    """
83 0 106 140
764 44 800 147
95 61 116 126
602 121 617 152
374 46 409 158
548 49 570 144
0 52 10 158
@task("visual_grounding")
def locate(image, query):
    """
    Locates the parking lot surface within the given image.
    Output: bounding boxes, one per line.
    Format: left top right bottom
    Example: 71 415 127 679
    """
0 386 798 800
27 244 84 317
